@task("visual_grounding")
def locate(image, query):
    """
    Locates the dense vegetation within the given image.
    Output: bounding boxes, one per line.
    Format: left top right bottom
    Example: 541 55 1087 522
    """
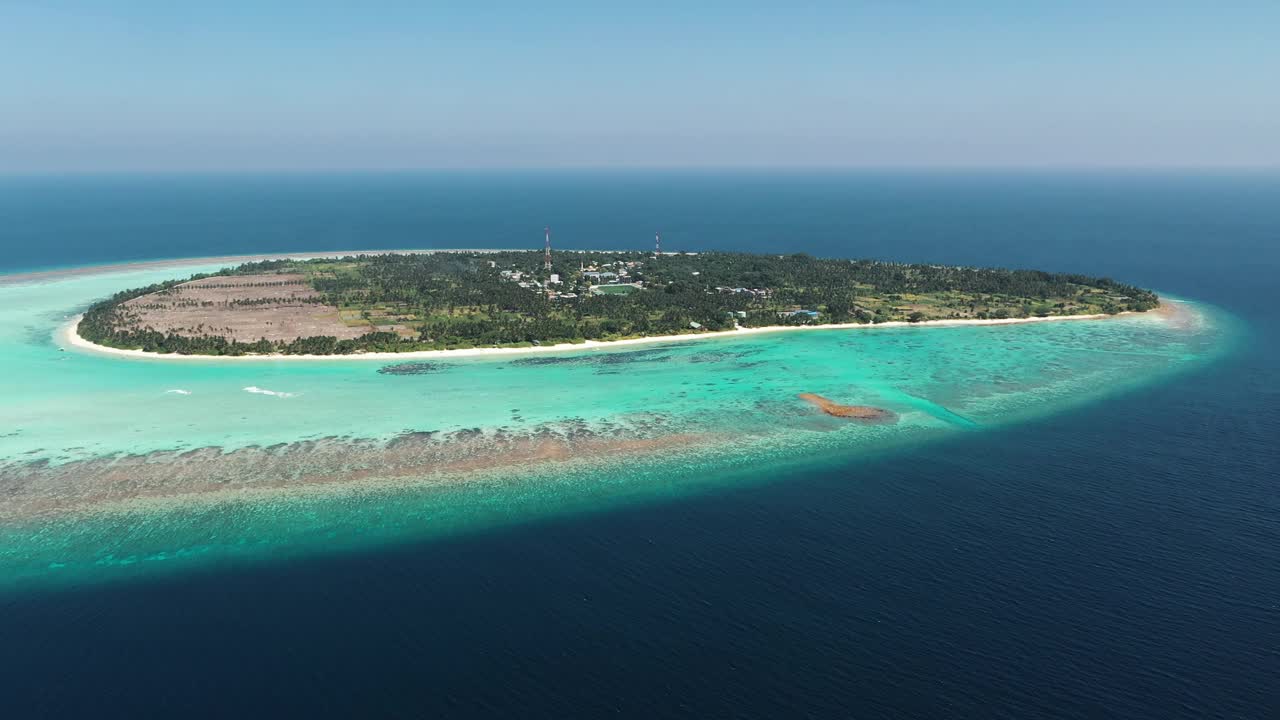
78 251 1159 355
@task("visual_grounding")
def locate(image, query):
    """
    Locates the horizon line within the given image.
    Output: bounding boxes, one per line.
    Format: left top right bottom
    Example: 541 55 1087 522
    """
4 163 1279 177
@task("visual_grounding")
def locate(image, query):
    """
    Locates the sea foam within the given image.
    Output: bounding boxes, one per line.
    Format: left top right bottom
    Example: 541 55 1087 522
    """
243 386 298 398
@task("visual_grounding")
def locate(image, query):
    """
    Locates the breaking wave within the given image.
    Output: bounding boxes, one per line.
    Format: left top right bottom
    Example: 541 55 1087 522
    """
243 386 298 398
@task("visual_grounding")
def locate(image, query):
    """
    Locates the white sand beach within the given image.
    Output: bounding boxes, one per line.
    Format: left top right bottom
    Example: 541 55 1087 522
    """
61 310 1137 363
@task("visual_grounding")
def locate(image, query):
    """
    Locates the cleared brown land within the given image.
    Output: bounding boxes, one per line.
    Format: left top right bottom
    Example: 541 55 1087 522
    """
115 273 373 342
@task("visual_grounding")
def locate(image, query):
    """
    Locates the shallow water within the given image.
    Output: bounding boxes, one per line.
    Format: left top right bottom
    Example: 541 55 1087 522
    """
0 259 1233 589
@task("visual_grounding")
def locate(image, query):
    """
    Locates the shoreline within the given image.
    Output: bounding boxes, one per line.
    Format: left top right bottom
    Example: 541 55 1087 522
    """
61 310 1139 362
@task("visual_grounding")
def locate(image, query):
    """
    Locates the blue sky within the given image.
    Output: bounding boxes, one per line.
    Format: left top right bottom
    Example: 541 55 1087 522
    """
2 1 1277 171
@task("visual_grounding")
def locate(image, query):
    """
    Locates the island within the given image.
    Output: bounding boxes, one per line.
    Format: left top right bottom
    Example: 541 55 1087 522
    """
75 250 1159 356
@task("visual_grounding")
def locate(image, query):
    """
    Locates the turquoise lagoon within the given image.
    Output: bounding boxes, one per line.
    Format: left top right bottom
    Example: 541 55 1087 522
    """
0 258 1234 589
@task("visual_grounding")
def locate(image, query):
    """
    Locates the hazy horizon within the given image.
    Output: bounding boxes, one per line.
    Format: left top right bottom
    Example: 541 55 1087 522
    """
6 165 1280 178
4 1 1278 172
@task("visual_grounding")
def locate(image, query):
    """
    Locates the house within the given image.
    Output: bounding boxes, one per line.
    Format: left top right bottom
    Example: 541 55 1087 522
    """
589 283 639 296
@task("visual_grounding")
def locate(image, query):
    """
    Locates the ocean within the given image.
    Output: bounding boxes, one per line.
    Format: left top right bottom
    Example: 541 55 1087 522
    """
0 171 1276 718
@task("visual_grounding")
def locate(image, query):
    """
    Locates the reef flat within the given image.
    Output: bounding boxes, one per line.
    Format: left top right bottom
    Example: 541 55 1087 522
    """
798 393 893 420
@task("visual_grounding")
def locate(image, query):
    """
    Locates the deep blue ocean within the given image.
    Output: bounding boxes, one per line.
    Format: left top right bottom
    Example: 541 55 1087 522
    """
1 171 1277 718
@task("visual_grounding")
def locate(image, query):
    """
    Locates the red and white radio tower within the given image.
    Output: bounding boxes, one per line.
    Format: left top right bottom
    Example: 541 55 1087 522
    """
655 231 662 257
544 226 552 270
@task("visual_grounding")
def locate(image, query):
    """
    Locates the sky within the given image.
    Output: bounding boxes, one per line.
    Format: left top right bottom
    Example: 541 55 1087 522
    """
1 1 1277 171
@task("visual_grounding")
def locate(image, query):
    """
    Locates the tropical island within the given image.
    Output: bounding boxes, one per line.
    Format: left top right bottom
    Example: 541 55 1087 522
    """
75 250 1159 356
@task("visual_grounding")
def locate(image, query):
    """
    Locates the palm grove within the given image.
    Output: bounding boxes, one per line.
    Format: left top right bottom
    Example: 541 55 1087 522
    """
78 251 1159 355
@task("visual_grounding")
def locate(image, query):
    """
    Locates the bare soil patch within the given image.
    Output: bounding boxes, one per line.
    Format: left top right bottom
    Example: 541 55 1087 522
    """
117 273 372 342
